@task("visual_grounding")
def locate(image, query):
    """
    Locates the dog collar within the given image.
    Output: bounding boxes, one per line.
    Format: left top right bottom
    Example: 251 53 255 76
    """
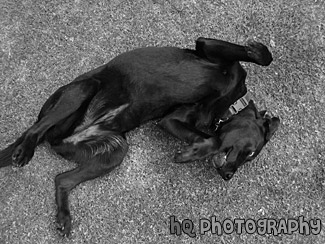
228 92 250 115
214 92 251 131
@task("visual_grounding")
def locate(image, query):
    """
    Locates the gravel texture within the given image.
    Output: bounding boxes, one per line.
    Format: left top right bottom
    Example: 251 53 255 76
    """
0 0 324 243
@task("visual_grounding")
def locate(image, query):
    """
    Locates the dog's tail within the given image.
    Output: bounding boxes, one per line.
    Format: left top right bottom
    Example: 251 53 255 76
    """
0 133 25 168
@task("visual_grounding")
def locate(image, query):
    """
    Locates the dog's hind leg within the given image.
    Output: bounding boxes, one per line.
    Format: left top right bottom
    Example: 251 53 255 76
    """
195 37 273 66
2 78 101 168
51 130 128 236
0 133 26 168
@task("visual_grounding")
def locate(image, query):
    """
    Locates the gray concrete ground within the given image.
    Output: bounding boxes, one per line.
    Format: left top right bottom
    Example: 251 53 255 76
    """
0 0 324 243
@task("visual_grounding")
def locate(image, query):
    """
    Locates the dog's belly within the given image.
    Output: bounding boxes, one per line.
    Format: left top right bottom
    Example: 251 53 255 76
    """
68 47 229 134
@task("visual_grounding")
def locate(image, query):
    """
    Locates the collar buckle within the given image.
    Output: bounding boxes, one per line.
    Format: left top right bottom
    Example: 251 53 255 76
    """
228 93 250 115
214 92 251 131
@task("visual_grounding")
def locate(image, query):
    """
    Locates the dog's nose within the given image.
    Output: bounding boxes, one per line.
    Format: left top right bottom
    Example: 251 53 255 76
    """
224 172 234 181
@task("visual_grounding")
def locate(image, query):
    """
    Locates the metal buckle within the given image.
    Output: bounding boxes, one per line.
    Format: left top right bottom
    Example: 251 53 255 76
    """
214 118 228 131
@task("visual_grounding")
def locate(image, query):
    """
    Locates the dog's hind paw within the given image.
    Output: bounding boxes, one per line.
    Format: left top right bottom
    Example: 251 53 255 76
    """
246 40 273 66
57 211 72 237
12 144 34 168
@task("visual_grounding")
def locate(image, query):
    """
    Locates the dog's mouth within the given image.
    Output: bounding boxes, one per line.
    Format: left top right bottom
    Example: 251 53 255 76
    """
211 150 236 181
211 149 230 170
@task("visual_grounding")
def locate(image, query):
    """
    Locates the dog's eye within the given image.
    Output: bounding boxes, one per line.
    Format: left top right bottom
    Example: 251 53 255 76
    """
248 151 255 157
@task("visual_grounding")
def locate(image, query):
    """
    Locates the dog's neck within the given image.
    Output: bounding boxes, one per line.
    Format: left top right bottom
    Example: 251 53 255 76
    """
214 92 251 131
195 89 249 130
222 92 250 118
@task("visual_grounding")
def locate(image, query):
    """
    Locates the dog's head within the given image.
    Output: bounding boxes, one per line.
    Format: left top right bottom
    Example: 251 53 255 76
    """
175 101 279 180
211 101 280 180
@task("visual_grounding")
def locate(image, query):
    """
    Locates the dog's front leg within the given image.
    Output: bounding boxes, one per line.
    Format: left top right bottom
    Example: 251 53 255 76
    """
158 105 218 163
174 137 219 163
195 37 273 66
158 105 210 144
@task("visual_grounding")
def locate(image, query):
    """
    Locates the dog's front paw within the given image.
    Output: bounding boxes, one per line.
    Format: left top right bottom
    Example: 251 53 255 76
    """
175 142 206 163
174 148 195 163
57 210 72 237
246 40 273 66
12 143 34 167
175 138 218 163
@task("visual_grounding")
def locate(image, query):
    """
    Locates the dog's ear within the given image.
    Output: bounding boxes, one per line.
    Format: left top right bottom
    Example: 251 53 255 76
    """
264 116 280 141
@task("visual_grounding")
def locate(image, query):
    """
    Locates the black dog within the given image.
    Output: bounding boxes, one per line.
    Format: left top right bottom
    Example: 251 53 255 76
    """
0 37 273 236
